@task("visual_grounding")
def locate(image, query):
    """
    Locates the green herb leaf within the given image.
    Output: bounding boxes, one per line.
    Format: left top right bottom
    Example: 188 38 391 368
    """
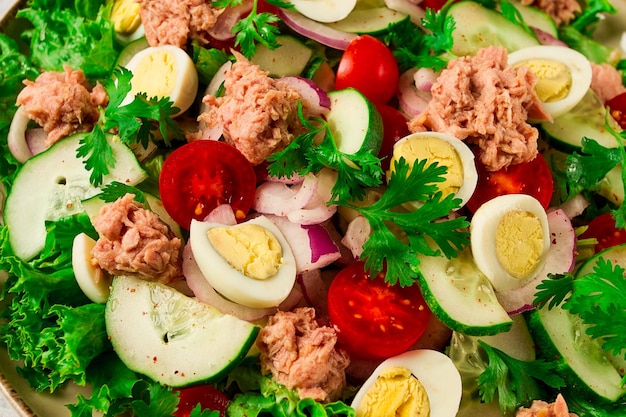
97 182 147 205
478 341 565 416
533 273 574 310
346 157 470 286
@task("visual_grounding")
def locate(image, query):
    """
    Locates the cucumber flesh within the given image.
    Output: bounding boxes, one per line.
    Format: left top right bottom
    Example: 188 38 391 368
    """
447 1 540 56
325 88 383 155
115 36 149 69
528 303 626 403
250 35 313 77
418 246 513 336
105 275 259 387
325 6 409 34
4 133 147 261
508 0 557 38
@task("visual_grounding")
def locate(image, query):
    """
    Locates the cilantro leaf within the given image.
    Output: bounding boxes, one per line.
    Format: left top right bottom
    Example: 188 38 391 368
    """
97 182 147 205
77 67 183 186
533 273 574 310
570 0 617 37
345 157 470 286
499 0 535 37
565 257 626 357
478 341 565 416
266 106 385 204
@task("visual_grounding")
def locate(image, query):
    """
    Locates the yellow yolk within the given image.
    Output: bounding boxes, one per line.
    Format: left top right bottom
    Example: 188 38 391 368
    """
518 58 572 103
207 224 283 280
110 0 141 35
495 210 546 279
357 366 431 417
129 50 178 99
389 136 464 197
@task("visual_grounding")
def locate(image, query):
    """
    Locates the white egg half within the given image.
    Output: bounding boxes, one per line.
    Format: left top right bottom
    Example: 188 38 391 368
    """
470 194 550 292
508 45 592 119
388 131 478 210
189 216 297 308
72 233 112 304
351 349 462 417
123 45 198 117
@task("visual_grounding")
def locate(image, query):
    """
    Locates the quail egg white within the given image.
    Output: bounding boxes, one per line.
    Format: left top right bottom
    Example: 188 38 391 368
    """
387 132 478 210
470 194 550 292
508 44 592 119
110 0 145 43
189 215 297 308
351 349 462 417
123 45 198 117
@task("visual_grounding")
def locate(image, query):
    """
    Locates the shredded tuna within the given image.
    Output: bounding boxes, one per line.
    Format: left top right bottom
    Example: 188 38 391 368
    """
16 65 107 147
190 53 306 165
520 0 581 26
257 307 350 402
91 194 182 284
516 394 578 417
590 62 626 103
138 0 224 48
408 46 549 172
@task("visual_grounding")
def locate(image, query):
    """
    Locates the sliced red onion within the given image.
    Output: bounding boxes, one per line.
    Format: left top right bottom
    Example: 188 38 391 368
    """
279 9 357 50
384 0 425 24
8 106 35 163
286 197 337 225
496 209 576 315
279 76 331 115
341 215 371 260
208 0 253 41
558 193 590 219
202 204 238 225
254 173 318 216
25 128 48 157
267 214 341 273
397 68 431 117
203 60 232 103
414 67 437 92
297 269 330 316
533 27 567 46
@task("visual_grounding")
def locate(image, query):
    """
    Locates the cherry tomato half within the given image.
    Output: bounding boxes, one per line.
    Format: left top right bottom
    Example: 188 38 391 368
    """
465 152 554 213
174 385 229 417
327 261 431 360
335 35 399 105
375 103 410 171
580 212 626 253
606 92 626 129
159 140 256 229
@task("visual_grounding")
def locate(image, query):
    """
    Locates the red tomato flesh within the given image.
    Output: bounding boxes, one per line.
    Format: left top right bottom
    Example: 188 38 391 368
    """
466 152 554 213
606 92 626 130
327 261 431 360
580 212 626 253
335 35 399 105
174 385 229 417
159 140 256 229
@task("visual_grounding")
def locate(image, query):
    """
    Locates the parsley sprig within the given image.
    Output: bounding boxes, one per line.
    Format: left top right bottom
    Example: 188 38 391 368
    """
76 67 182 186
534 259 626 371
344 157 470 287
212 0 293 58
266 104 384 204
478 341 565 416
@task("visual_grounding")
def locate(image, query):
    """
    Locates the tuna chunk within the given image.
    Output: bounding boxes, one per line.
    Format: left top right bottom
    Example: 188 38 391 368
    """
257 307 350 402
16 66 107 146
590 62 626 103
408 46 549 172
515 394 578 417
138 0 224 48
520 0 581 26
191 53 306 165
91 194 182 284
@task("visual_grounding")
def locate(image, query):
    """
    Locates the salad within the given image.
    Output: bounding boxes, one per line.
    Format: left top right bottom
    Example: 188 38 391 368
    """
0 0 625 416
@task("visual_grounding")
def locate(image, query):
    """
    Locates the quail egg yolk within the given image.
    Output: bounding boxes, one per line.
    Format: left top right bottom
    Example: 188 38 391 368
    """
207 224 283 280
129 50 179 100
110 0 141 34
390 136 463 197
495 210 546 280
356 366 430 417
516 58 572 103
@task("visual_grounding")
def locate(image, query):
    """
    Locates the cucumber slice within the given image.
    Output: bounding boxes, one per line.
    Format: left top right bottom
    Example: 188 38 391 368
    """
4 133 147 261
105 275 259 387
250 35 313 77
325 88 383 155
325 6 409 34
541 89 623 153
115 36 149 69
509 0 557 38
448 1 540 56
418 246 513 336
527 303 626 403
